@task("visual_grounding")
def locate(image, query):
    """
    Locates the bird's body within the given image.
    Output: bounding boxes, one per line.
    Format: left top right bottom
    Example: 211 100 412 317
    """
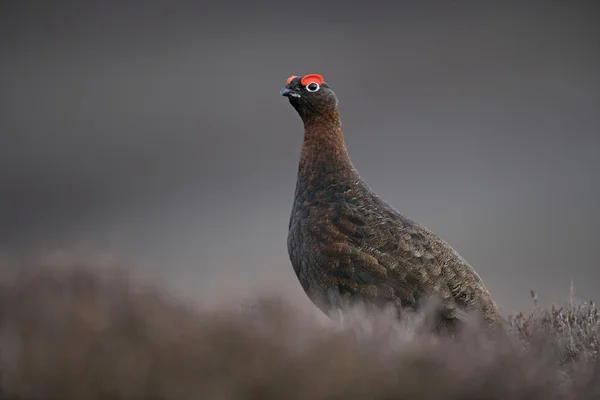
282 74 503 332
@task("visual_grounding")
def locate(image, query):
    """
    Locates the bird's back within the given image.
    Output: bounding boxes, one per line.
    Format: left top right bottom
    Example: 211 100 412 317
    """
288 171 502 330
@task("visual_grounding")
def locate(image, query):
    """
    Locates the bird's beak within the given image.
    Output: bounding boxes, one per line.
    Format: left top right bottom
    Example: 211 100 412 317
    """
280 87 300 98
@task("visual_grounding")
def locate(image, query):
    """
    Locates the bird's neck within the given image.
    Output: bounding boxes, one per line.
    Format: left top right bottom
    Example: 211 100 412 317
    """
295 115 358 193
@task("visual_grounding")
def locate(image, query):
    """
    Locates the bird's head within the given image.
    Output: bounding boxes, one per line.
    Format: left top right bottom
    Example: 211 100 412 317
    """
280 74 339 123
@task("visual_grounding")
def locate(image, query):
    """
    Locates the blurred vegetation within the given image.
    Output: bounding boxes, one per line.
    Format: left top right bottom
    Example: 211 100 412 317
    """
0 262 598 400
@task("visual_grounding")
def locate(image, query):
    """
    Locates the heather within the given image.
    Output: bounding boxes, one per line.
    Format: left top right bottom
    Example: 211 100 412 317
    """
0 261 598 400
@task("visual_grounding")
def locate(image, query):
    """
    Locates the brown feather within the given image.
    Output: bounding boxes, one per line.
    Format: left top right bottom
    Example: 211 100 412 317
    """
282 75 505 334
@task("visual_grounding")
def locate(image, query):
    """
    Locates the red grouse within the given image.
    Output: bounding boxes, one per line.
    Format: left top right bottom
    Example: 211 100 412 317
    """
281 74 503 332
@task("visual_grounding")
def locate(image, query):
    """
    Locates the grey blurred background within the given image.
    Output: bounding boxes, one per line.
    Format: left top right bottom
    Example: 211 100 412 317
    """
1 1 598 314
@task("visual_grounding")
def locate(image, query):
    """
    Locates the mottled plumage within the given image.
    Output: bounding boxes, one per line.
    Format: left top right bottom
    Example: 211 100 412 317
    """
281 74 503 332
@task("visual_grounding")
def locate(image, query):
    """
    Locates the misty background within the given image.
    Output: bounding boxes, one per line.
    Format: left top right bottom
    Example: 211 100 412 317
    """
1 1 598 314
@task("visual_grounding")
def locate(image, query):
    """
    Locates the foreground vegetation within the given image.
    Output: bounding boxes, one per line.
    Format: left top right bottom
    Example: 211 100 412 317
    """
0 263 598 399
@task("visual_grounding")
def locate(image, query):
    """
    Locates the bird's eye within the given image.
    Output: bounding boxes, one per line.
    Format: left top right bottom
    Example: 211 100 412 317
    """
306 82 320 92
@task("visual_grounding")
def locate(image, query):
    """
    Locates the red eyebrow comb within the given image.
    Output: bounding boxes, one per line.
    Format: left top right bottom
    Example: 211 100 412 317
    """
300 74 324 86
286 75 298 84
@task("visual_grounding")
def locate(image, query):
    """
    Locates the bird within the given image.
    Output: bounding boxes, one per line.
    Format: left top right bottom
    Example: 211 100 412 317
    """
281 73 504 333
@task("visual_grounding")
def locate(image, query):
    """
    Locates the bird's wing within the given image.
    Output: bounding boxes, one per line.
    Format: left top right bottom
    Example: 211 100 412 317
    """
314 203 479 322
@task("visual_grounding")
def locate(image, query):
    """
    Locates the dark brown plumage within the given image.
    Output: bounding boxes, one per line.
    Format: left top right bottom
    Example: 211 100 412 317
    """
281 74 504 333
